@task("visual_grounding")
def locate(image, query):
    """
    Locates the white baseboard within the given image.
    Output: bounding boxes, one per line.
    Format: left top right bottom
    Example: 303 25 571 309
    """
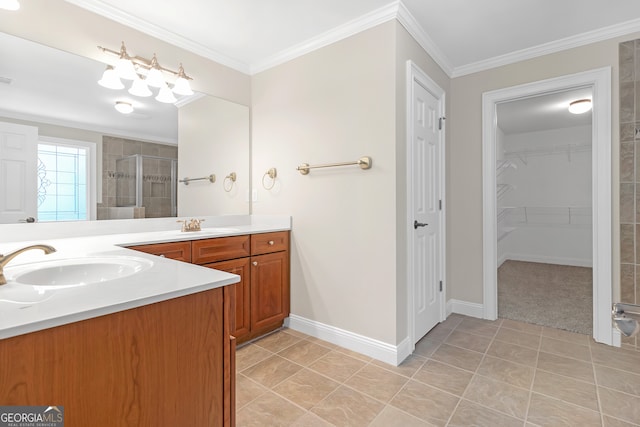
446 299 484 319
285 314 409 366
501 253 592 268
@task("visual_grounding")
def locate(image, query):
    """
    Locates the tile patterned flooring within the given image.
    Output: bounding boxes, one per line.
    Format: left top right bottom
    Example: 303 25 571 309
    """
236 315 640 426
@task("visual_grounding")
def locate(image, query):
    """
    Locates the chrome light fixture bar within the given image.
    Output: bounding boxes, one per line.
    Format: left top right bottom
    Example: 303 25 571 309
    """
97 42 194 104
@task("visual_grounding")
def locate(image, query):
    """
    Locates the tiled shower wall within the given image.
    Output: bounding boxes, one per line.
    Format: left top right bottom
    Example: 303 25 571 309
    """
619 39 640 350
97 136 178 220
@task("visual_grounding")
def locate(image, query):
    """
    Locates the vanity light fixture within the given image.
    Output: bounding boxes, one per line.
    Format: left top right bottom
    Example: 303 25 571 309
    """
114 101 134 114
568 99 592 114
97 42 194 105
0 0 20 10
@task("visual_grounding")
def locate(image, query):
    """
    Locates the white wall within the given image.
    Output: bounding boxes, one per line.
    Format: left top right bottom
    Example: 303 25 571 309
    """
498 125 593 266
178 96 250 216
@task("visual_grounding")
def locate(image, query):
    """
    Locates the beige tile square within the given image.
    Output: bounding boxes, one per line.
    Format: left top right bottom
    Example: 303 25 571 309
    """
445 330 492 353
486 339 538 367
424 323 455 341
495 327 541 350
290 412 334 427
439 313 465 329
527 393 601 426
345 364 409 402
412 359 473 396
603 415 638 427
308 350 366 382
599 386 640 424
463 374 529 419
430 343 484 372
390 380 459 426
236 373 268 409
311 386 384 427
501 319 543 335
254 330 302 353
304 336 339 350
334 346 373 362
532 370 598 411
455 317 500 337
236 391 306 427
372 354 426 378
541 326 591 345
595 364 640 396
272 368 339 410
449 399 523 427
277 340 331 366
242 355 303 388
369 405 430 427
540 336 591 362
476 355 534 389
281 327 308 339
413 337 442 357
591 343 640 375
537 351 595 383
236 344 273 372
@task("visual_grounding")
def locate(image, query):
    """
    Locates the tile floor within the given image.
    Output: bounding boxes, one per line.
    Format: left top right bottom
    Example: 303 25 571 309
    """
236 315 640 426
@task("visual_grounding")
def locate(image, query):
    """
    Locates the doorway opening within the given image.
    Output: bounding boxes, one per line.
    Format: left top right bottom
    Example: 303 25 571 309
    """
482 68 614 346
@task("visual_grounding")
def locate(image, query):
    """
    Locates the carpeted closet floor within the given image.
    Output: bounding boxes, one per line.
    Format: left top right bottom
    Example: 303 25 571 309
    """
498 260 593 335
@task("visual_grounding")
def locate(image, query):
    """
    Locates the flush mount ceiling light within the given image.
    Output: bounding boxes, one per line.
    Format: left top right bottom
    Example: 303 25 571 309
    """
0 0 20 10
97 42 194 106
114 101 134 114
568 99 592 114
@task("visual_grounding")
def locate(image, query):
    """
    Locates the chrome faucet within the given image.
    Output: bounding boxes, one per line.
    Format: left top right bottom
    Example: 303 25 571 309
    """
0 244 57 285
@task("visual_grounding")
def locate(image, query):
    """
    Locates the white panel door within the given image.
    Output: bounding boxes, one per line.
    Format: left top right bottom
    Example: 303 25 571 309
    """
412 80 442 342
0 121 38 223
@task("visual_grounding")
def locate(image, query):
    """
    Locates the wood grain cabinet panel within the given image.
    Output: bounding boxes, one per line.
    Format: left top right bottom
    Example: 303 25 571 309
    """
251 231 289 255
128 240 192 262
0 289 231 426
192 235 250 264
250 251 290 334
206 257 251 340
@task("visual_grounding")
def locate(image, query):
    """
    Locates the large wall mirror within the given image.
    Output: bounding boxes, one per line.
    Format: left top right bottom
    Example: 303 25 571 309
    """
0 31 250 223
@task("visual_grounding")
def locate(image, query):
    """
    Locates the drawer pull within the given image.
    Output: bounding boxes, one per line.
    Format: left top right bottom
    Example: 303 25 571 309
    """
252 261 258 266
160 254 166 258
268 240 275 246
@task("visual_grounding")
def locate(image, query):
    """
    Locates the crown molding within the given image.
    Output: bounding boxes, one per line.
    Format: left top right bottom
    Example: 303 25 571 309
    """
63 0 251 75
250 1 402 74
452 16 640 78
395 2 453 77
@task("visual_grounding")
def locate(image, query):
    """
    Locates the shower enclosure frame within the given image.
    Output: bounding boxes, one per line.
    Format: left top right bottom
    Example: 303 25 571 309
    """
115 153 178 217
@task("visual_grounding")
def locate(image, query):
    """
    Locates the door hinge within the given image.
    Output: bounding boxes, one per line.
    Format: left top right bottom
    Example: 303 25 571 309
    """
438 117 446 130
439 281 443 292
439 199 442 210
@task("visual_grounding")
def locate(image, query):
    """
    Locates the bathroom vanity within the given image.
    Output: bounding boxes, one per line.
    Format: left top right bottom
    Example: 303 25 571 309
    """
0 215 291 427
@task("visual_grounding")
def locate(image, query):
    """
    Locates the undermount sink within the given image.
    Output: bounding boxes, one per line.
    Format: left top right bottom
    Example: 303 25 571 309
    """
4 256 154 289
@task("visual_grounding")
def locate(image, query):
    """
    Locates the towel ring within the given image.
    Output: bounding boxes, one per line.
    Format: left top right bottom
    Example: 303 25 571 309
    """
223 172 236 192
262 168 277 190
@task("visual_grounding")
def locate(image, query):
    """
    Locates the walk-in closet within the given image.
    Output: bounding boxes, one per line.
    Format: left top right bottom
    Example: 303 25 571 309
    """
496 88 593 334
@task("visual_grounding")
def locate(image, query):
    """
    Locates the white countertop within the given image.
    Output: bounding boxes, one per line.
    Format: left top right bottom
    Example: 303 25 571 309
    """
0 215 291 339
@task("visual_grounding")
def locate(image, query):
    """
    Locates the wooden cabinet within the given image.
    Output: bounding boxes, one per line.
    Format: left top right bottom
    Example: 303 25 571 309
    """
129 231 290 344
0 287 235 427
129 240 192 262
200 231 290 343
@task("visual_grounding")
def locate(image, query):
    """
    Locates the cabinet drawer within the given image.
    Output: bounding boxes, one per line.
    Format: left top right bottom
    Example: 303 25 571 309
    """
192 235 251 265
251 231 289 255
128 241 192 262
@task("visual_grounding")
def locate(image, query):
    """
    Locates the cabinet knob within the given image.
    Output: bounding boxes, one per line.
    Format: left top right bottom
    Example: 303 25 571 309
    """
160 254 166 258
268 240 275 246
252 261 258 266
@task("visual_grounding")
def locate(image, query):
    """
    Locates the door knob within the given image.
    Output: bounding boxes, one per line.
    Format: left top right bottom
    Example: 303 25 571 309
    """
414 220 428 229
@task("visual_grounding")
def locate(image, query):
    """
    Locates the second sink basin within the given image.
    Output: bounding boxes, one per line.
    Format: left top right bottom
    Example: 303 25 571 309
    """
5 256 154 289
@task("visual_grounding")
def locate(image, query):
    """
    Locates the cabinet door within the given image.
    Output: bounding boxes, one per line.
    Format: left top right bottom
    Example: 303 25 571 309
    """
251 251 290 332
128 241 192 262
206 257 251 342
192 235 250 265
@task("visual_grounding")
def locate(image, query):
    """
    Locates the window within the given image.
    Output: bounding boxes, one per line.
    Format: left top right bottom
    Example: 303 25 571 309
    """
37 137 96 221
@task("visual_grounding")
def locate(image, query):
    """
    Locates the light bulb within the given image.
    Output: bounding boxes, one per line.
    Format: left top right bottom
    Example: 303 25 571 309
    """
115 101 134 114
98 66 124 90
156 83 177 104
128 76 152 97
172 64 194 96
568 99 592 114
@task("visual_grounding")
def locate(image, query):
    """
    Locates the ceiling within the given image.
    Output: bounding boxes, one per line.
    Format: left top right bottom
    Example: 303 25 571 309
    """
65 0 640 76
